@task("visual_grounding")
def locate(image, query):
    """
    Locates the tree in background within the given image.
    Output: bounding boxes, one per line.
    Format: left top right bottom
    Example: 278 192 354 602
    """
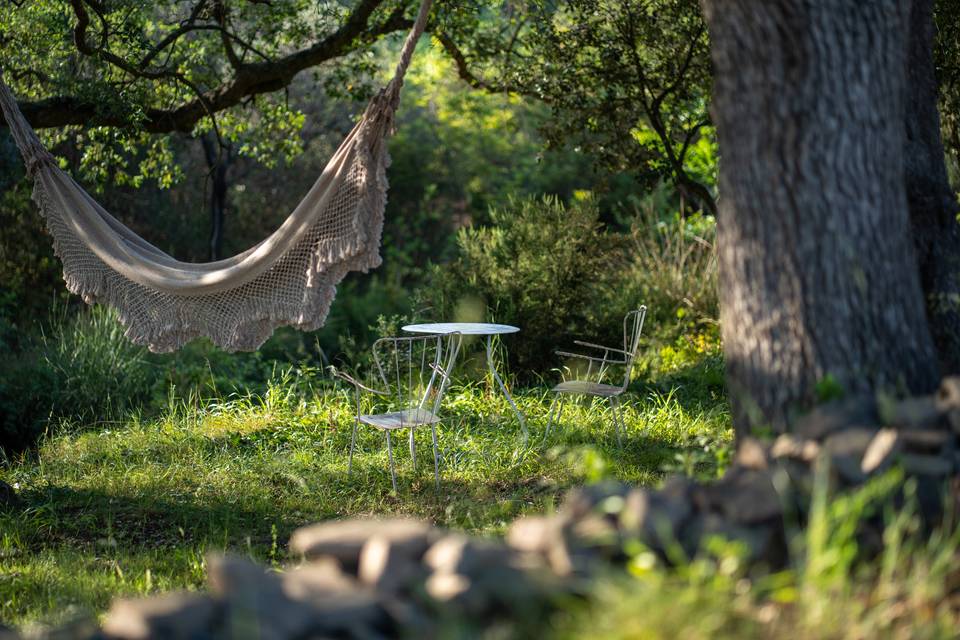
0 0 415 267
0 0 604 359
438 0 716 215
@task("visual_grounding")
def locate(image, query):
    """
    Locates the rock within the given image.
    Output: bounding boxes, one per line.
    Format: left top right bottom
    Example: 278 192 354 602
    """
620 485 692 549
424 572 471 602
682 512 783 567
900 453 954 476
209 554 387 640
946 409 960 435
423 535 514 576
936 376 960 411
506 516 560 556
283 564 387 638
358 534 428 594
423 534 547 617
424 564 545 619
560 481 631 521
913 474 951 527
771 434 820 462
378 596 434 638
506 516 576 577
282 558 361 600
898 429 952 452
735 437 769 470
821 428 878 483
695 468 782 525
101 592 220 640
768 457 815 519
570 513 619 544
289 518 437 573
861 428 900 475
793 396 877 440
207 553 274 597
879 395 943 430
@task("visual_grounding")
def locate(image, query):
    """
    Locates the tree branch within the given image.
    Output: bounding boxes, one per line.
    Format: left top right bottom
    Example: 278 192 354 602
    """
651 23 705 115
5 0 411 133
433 32 509 92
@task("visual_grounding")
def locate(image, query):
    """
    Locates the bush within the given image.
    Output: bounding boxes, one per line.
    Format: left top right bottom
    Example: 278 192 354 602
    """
420 193 720 381
421 195 632 377
0 355 59 453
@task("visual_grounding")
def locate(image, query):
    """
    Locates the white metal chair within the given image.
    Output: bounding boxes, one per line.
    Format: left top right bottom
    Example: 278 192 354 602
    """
333 332 462 491
544 307 647 445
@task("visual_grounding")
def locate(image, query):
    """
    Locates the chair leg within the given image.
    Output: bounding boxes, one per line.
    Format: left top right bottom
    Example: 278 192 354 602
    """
609 397 624 447
386 430 398 492
348 420 359 476
431 424 441 491
409 427 417 471
556 395 566 427
544 395 559 443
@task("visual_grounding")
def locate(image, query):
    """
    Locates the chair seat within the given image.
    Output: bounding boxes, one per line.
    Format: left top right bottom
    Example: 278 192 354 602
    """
552 380 623 397
359 408 441 430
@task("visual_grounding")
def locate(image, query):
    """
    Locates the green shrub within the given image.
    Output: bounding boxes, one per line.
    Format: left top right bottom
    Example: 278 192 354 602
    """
422 195 632 377
421 193 720 380
0 355 59 453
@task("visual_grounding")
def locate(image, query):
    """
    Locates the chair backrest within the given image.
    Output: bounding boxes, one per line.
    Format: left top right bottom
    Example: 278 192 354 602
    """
371 333 463 415
617 306 647 390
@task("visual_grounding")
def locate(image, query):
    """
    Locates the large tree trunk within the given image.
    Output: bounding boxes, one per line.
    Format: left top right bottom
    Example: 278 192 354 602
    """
905 0 960 374
701 0 941 437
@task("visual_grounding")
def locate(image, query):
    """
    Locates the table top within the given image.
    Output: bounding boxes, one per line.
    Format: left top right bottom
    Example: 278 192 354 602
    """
402 322 520 336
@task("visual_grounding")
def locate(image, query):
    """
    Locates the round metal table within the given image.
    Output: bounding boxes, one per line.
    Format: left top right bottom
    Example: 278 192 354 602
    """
402 322 527 442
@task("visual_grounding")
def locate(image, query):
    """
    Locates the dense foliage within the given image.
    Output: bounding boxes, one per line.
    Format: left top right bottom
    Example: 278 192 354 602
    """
488 0 716 213
422 192 718 376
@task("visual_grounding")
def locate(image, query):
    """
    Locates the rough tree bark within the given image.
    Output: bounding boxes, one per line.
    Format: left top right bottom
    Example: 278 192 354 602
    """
701 0 941 436
905 0 960 374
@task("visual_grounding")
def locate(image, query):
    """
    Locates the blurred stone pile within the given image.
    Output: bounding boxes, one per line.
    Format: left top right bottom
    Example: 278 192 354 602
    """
10 378 960 639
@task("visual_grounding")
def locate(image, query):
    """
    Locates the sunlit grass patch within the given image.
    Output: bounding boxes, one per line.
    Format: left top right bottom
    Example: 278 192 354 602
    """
0 375 731 628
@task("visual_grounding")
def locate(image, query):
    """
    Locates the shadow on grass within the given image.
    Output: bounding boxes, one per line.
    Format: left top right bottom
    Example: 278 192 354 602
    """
0 466 555 558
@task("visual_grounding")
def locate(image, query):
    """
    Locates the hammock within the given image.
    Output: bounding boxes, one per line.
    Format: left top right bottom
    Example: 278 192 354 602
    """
0 0 432 353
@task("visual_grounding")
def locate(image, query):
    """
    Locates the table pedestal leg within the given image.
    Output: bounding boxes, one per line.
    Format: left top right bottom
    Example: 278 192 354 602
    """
485 335 528 444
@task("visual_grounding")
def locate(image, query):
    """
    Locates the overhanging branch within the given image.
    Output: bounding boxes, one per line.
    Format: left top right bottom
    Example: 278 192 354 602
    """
3 0 414 133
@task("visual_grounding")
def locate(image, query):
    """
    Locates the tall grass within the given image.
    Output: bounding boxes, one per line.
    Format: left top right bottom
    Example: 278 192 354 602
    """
38 304 154 422
0 305 157 452
625 199 718 335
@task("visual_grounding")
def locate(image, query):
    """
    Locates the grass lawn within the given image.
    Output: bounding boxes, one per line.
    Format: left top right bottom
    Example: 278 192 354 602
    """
0 367 731 630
